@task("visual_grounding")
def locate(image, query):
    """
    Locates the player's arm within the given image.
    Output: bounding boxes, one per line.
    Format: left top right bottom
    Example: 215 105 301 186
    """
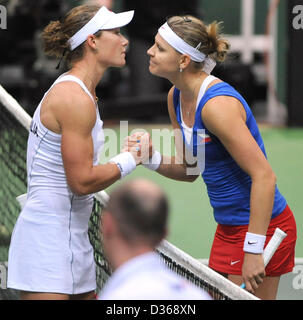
54 86 136 195
154 86 199 182
202 96 276 292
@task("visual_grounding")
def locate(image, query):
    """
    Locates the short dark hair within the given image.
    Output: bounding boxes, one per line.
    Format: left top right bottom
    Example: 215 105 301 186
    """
105 180 169 247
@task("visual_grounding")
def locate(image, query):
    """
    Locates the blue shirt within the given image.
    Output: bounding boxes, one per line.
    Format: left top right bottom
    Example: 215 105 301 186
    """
173 82 287 225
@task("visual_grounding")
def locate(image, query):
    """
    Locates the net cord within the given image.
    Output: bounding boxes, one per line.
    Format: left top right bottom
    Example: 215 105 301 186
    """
0 85 32 131
0 84 258 300
158 240 257 300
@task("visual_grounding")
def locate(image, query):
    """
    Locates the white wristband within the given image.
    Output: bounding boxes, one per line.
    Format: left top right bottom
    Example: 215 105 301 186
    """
243 232 266 254
109 152 136 179
142 150 162 171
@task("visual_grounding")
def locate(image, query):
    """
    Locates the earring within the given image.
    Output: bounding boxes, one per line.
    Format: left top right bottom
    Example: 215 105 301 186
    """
179 68 183 73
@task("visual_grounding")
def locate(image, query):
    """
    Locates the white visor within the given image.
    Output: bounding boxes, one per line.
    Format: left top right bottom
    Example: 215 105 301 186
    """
69 6 134 51
158 22 206 63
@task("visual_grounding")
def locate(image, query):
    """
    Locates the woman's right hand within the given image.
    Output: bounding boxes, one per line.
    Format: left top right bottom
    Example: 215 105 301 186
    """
121 132 152 165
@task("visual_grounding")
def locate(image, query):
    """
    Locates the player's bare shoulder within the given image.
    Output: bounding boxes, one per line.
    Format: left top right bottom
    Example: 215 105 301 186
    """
44 81 97 132
51 81 95 112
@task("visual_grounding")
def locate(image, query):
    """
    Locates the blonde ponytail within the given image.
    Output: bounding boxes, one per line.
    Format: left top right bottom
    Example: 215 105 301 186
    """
206 21 230 63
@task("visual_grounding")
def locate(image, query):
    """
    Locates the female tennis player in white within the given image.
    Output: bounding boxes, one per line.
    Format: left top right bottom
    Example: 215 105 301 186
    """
132 15 297 299
7 5 141 300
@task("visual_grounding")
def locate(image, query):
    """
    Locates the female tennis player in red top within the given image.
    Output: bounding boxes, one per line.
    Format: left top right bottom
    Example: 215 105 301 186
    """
130 15 297 299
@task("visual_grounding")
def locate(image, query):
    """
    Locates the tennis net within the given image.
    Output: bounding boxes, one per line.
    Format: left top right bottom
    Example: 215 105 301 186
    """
0 84 257 300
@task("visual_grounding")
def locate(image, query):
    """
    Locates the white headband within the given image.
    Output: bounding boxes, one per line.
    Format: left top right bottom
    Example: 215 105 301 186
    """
69 6 134 51
158 22 205 62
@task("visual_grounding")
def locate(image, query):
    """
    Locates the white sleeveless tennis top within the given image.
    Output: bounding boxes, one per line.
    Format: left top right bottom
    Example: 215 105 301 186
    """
8 74 104 294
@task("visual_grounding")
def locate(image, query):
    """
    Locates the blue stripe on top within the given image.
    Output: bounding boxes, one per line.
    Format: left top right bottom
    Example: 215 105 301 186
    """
173 82 286 225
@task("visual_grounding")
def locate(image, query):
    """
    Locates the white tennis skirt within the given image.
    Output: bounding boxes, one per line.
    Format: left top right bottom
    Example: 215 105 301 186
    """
7 189 96 295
